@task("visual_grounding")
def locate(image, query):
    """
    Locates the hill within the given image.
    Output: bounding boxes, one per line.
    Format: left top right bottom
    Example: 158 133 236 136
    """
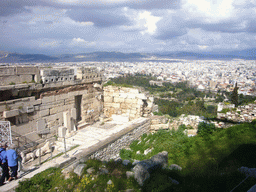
0 48 255 63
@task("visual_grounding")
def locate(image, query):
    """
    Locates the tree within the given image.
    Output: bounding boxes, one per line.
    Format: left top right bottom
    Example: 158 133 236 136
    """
231 82 239 107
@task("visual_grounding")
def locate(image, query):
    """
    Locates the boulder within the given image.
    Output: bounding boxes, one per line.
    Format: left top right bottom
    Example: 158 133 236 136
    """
238 166 256 178
150 151 168 168
122 160 130 166
169 164 182 171
126 171 134 179
74 164 87 177
248 184 256 192
98 167 109 175
132 160 140 166
87 167 95 174
132 151 168 186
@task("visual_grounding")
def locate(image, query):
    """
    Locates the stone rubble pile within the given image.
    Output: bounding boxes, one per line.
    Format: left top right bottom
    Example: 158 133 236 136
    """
66 151 181 188
217 103 256 122
150 115 169 132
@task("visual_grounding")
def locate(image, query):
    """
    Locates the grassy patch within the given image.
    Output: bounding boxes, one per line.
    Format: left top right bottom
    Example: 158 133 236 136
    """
16 122 256 192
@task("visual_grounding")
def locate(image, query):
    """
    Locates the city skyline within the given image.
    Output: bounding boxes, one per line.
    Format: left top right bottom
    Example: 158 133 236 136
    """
1 0 256 55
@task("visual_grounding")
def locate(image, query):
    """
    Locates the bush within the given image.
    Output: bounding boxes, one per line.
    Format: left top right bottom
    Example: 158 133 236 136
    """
119 149 132 160
197 122 216 137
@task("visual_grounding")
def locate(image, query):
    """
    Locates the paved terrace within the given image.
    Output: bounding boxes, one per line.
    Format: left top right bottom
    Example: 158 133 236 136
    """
1 117 149 192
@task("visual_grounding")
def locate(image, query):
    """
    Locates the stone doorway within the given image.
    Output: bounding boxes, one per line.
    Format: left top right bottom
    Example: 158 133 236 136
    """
75 95 82 121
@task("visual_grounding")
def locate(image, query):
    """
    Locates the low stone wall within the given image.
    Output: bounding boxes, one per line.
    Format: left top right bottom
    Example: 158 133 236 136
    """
89 118 151 161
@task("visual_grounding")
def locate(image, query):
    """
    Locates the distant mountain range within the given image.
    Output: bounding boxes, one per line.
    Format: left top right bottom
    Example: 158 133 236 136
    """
0 49 255 63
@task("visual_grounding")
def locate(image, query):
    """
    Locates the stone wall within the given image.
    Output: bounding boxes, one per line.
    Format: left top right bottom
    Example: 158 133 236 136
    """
0 84 103 148
103 86 154 121
0 66 40 85
89 118 150 161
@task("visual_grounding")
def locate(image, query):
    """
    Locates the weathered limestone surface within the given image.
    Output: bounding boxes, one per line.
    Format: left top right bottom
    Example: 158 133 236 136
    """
0 85 103 148
104 86 153 121
89 118 150 161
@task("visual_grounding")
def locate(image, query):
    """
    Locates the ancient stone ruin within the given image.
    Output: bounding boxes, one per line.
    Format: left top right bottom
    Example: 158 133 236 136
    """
103 86 154 122
0 66 155 166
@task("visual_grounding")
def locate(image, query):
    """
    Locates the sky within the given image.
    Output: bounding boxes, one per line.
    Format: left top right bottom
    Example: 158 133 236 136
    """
0 0 256 55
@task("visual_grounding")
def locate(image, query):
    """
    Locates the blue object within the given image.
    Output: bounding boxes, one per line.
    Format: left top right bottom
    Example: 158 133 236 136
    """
6 149 18 167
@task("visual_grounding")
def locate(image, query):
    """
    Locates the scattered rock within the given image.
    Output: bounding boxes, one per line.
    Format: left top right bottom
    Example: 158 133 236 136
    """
74 164 87 177
169 177 179 185
132 161 151 186
150 151 168 168
87 167 95 174
115 158 123 163
136 151 141 154
107 180 113 185
132 160 140 166
169 164 182 171
126 171 134 178
122 160 130 166
144 148 153 155
132 151 168 186
98 167 109 175
124 189 134 192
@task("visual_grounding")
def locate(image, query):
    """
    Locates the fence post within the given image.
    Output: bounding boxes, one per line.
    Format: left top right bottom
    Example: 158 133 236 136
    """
39 147 41 166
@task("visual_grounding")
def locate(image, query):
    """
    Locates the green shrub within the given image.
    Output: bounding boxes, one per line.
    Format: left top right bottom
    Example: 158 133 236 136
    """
220 108 230 113
197 122 216 137
16 167 63 192
119 149 132 160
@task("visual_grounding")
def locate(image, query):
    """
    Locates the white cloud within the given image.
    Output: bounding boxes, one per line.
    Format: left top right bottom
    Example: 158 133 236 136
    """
198 45 208 49
62 17 94 26
122 8 162 35
183 0 234 22
139 11 162 35
70 38 96 46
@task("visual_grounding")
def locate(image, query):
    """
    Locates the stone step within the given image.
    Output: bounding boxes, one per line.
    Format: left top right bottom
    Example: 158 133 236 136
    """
77 121 89 130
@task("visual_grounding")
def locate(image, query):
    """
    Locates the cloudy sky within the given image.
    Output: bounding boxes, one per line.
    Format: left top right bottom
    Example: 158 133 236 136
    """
0 0 256 55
